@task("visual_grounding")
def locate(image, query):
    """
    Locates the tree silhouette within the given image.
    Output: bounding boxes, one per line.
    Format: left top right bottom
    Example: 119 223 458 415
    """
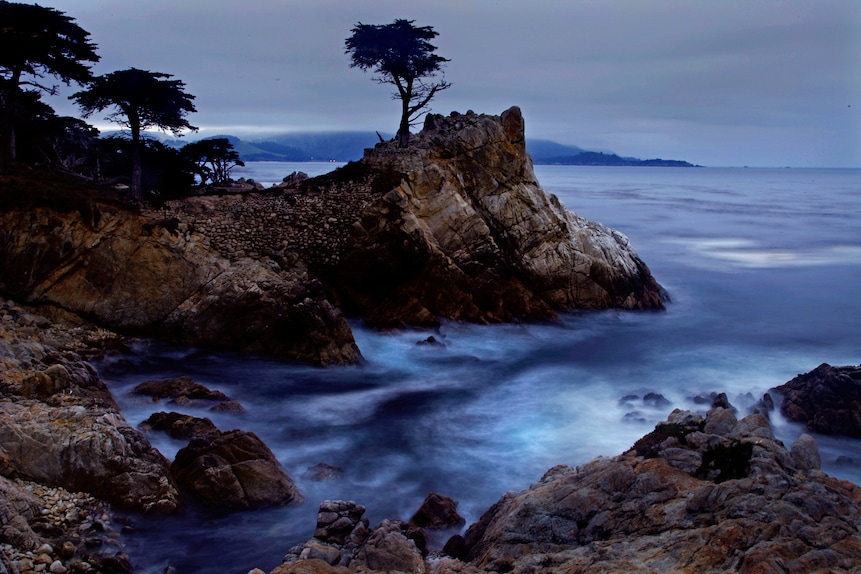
72 68 197 201
0 1 99 172
181 137 244 185
345 19 451 148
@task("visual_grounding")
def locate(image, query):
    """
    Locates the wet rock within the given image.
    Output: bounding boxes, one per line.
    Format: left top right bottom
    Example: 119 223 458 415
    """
643 392 670 407
139 411 218 440
408 492 466 530
772 363 861 437
133 376 230 403
170 429 302 510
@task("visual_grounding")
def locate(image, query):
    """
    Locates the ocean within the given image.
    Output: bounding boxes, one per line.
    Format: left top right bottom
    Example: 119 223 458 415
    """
97 163 861 573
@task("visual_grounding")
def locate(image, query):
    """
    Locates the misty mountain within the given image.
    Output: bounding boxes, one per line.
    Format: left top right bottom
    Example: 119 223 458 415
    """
525 139 586 162
104 130 697 166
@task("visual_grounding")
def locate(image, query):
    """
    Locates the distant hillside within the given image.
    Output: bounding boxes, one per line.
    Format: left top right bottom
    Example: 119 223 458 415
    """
526 139 586 161
108 130 698 166
542 151 700 168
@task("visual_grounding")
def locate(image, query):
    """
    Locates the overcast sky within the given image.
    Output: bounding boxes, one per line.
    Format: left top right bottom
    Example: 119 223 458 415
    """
44 0 860 167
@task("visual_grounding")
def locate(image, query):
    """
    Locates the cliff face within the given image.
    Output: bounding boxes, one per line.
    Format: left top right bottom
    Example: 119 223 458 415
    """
0 199 359 365
0 105 666 360
337 107 666 327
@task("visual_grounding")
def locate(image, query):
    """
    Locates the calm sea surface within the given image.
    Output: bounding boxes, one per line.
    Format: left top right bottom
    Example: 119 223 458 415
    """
98 163 861 573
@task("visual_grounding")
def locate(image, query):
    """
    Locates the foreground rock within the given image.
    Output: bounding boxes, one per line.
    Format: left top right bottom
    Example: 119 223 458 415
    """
336 107 667 327
772 362 861 437
0 193 360 366
274 406 861 574
170 428 303 511
0 299 180 515
0 298 178 570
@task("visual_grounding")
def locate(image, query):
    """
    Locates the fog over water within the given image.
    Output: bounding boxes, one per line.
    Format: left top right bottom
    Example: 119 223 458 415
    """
97 165 861 573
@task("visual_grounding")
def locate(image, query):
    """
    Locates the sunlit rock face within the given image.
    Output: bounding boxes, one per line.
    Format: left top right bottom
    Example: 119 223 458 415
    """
0 203 360 366
338 107 667 327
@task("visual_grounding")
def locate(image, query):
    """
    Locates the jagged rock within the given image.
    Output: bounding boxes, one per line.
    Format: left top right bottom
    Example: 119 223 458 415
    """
772 363 861 437
0 300 180 515
350 520 425 574
409 492 465 530
458 408 861 573
337 107 667 327
0 202 360 366
170 429 302 511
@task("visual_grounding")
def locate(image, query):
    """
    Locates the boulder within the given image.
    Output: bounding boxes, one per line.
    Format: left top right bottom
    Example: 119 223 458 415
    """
772 363 861 437
408 492 466 530
0 202 360 366
170 429 302 511
335 107 667 327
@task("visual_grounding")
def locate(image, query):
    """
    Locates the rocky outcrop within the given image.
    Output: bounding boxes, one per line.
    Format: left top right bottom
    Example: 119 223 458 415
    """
408 492 465 531
170 429 303 511
0 299 180 516
0 199 360 366
335 107 666 327
272 406 861 574
457 408 861 574
772 363 861 437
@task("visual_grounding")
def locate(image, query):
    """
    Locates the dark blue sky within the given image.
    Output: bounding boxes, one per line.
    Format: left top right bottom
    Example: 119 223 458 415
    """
46 0 860 167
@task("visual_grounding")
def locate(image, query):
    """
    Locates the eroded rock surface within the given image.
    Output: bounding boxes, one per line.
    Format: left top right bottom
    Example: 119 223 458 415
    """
0 299 179 515
337 107 667 327
773 362 861 437
0 201 359 366
458 408 861 574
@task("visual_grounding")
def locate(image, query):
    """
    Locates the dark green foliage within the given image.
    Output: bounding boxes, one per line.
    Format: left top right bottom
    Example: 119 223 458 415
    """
72 67 197 201
0 1 99 171
696 441 754 483
632 421 705 458
345 19 451 148
181 137 244 185
96 136 195 202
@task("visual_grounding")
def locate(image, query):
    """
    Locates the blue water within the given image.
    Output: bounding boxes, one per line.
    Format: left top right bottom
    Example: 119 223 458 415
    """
97 164 861 573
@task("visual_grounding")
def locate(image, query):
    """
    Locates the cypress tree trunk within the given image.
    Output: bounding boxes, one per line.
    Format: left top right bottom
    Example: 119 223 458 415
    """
130 119 143 202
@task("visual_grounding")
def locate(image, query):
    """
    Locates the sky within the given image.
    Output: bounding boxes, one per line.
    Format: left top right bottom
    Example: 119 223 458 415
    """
43 0 860 168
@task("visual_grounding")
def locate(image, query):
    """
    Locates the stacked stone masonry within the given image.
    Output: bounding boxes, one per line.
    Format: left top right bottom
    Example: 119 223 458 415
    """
145 181 376 271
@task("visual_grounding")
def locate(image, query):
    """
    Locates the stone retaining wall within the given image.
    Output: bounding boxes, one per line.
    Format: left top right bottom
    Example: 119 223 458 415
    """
146 182 376 270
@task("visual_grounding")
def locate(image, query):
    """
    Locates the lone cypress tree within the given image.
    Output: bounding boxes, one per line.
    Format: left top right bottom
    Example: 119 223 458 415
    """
345 19 451 148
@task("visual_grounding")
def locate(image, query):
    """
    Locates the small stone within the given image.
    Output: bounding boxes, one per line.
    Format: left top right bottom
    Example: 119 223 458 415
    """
49 560 68 574
60 541 76 559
